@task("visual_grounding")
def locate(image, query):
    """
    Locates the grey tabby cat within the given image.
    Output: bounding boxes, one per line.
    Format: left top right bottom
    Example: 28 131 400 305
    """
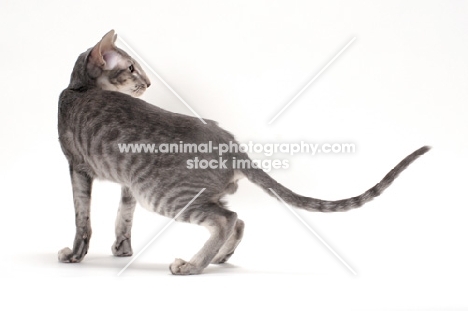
58 30 430 275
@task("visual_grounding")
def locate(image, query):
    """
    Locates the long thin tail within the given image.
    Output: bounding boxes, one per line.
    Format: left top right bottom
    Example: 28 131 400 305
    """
240 146 430 212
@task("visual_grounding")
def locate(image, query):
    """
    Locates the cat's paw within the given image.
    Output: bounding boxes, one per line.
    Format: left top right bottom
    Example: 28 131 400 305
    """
169 258 202 275
58 247 82 263
112 239 133 257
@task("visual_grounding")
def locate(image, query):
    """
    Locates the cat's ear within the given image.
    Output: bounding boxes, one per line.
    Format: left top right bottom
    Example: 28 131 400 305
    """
88 30 121 74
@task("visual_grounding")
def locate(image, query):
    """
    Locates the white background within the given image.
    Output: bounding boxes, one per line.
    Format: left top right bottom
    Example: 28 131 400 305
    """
1 0 467 310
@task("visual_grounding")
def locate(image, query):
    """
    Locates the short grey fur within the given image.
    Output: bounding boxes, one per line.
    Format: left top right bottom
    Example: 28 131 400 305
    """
57 30 430 275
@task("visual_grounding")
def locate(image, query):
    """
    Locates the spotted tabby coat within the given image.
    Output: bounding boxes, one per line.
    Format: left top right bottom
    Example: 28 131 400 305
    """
57 30 430 275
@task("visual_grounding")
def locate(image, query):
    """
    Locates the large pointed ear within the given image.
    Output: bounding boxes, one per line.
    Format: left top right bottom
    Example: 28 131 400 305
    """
88 30 121 72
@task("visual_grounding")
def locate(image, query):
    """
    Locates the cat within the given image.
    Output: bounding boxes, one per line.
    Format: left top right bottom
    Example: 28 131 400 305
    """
57 30 430 275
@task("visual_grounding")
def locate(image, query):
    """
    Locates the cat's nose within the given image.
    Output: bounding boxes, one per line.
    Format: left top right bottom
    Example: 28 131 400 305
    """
146 82 151 88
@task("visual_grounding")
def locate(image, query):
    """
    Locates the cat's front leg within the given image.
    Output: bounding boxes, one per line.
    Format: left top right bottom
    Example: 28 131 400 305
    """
58 167 93 263
112 186 136 257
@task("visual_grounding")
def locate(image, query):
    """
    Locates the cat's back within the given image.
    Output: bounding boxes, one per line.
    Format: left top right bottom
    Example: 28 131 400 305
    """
58 88 232 143
59 88 180 129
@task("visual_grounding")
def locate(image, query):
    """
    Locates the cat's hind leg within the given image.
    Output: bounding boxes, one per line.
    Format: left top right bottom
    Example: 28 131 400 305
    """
211 219 244 264
112 186 136 257
58 168 93 263
169 202 237 275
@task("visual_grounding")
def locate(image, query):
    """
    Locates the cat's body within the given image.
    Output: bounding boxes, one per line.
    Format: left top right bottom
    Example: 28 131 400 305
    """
58 30 430 275
59 87 242 215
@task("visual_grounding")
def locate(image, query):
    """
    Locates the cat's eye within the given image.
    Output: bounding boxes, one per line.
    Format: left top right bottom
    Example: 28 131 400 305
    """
129 65 135 73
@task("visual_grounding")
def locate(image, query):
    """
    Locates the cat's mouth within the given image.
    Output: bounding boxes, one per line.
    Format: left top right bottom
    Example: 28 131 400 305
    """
132 85 147 97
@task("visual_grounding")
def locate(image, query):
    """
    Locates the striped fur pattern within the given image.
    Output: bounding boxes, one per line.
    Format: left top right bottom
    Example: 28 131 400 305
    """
242 146 430 212
57 30 430 275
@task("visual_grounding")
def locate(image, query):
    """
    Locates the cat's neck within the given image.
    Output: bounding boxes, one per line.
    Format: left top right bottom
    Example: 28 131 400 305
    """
68 51 98 92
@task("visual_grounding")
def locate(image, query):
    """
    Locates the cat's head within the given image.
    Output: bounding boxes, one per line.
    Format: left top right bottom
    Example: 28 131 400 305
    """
69 30 150 97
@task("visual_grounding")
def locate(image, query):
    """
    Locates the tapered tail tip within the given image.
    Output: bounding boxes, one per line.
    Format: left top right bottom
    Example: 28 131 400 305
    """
417 146 431 156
